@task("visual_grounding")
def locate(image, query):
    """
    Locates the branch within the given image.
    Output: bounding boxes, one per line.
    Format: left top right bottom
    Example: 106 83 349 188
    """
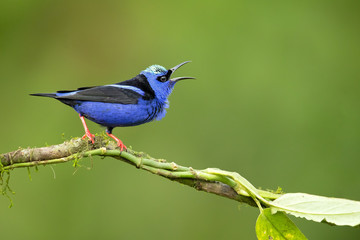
2 136 360 236
0 136 280 207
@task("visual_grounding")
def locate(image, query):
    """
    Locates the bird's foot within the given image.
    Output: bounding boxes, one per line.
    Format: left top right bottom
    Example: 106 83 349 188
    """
106 132 127 151
79 115 95 144
82 131 95 144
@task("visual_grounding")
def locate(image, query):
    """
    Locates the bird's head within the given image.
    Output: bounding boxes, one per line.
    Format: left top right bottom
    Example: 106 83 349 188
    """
141 61 194 101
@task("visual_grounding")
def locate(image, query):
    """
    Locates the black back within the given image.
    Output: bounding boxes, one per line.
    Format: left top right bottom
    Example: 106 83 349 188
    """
116 74 155 100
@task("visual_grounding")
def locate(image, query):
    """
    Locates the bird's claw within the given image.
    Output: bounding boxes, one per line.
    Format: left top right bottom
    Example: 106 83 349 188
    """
82 131 95 144
106 132 127 151
117 141 127 152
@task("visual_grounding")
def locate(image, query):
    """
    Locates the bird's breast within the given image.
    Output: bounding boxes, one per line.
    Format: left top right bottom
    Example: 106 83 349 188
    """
143 98 169 122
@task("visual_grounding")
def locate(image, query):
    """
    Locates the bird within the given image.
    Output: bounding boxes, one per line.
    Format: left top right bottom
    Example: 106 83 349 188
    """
31 61 194 151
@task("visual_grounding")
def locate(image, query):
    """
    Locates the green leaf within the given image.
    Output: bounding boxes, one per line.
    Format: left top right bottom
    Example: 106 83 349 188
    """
256 208 307 240
271 193 360 227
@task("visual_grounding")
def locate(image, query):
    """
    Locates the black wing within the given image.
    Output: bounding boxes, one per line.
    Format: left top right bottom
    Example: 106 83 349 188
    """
56 85 143 104
116 74 155 100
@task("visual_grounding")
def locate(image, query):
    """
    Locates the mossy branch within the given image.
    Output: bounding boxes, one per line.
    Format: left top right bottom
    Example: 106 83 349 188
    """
2 136 360 239
0 136 281 207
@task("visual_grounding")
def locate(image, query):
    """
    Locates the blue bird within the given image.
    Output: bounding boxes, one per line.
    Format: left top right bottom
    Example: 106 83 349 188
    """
31 61 194 150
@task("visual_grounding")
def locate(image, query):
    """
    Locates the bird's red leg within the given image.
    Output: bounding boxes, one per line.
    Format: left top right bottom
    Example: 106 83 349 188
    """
106 128 127 151
79 115 95 144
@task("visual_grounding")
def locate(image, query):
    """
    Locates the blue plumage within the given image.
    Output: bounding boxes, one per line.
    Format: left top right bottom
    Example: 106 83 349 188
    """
73 98 165 127
31 61 194 150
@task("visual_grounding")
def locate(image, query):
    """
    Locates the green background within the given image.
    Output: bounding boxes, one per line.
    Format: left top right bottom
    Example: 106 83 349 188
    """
1 0 359 239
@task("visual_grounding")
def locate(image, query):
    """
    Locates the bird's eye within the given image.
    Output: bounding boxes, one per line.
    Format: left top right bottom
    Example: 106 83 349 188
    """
158 76 168 82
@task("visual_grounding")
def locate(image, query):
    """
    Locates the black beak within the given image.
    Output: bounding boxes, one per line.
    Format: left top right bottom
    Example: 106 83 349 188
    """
168 61 195 82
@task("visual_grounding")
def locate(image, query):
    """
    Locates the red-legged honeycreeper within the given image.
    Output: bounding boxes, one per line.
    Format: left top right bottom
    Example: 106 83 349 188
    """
31 61 194 151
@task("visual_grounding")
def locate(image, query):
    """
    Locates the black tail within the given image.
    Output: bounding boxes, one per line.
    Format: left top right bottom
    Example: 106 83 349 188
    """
30 93 57 98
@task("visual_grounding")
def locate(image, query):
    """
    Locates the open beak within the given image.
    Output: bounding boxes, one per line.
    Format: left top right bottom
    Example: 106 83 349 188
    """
168 61 195 82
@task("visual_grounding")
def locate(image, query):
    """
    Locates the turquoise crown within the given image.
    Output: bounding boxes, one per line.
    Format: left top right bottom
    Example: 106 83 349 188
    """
144 65 167 74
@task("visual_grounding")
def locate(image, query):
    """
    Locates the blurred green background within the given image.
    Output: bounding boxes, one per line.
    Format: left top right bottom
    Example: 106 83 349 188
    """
1 0 359 239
